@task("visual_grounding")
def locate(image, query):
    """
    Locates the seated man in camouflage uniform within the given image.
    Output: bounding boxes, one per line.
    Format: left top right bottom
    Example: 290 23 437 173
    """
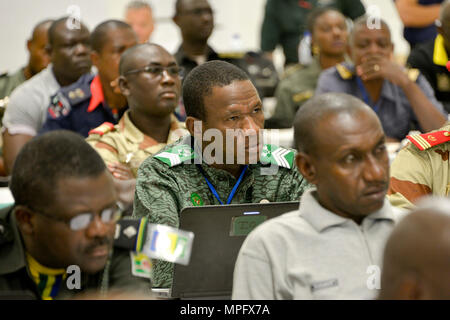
388 122 450 210
133 60 310 288
0 131 151 299
87 43 188 205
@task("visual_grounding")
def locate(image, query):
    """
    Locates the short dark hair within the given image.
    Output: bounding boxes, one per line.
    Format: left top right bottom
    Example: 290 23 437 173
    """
294 93 375 154
306 8 344 34
182 60 249 120
10 130 107 212
90 20 134 53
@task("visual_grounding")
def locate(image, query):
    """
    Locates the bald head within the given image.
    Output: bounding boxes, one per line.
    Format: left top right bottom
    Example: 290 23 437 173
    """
379 198 450 300
27 19 54 76
294 93 379 155
119 43 169 75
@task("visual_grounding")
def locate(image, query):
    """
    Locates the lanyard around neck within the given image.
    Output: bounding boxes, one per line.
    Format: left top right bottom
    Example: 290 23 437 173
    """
196 164 248 205
356 76 381 114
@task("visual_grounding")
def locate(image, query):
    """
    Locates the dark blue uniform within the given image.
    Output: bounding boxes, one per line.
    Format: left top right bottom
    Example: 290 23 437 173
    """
39 73 127 137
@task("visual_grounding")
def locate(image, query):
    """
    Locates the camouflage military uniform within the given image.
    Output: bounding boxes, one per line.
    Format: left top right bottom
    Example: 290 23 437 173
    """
266 57 320 128
132 135 310 287
0 68 26 120
86 111 188 177
388 123 450 210
0 205 151 299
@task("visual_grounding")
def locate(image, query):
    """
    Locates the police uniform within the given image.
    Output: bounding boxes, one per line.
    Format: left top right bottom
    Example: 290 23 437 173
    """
266 57 320 128
132 135 311 287
0 205 151 299
388 123 450 210
315 62 447 141
0 68 26 121
261 0 365 65
407 34 450 113
39 73 127 137
86 111 189 177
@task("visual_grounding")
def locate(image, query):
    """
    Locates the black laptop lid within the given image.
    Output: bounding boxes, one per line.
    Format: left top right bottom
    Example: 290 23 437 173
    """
171 201 299 298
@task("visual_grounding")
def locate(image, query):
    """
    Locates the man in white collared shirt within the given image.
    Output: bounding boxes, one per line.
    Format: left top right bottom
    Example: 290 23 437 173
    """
232 92 406 300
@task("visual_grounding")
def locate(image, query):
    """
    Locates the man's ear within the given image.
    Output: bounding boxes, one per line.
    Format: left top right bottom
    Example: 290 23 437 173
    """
185 116 202 136
14 206 35 236
27 39 33 53
118 76 130 96
90 51 100 68
295 152 317 185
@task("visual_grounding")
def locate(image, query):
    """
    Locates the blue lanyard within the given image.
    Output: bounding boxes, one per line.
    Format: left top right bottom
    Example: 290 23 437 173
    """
196 164 248 205
356 76 381 114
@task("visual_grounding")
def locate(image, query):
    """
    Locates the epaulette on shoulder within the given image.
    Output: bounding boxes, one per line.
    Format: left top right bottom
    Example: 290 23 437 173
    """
0 71 8 78
407 130 450 151
281 64 304 80
60 74 93 105
88 122 115 136
406 68 420 82
218 52 246 59
154 144 197 167
292 90 313 103
336 63 353 80
259 144 295 169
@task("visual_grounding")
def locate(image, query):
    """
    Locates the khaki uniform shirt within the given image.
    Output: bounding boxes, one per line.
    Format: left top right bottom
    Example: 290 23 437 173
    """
86 111 188 177
132 135 311 287
388 123 450 209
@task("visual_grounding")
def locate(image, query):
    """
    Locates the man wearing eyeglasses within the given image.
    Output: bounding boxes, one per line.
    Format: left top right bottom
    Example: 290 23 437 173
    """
0 131 152 299
38 20 138 138
86 43 188 205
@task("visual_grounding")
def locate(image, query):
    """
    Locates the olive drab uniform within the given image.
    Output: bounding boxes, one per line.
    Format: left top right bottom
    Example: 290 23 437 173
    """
388 123 450 210
0 206 152 299
0 68 26 121
86 111 188 177
132 135 311 288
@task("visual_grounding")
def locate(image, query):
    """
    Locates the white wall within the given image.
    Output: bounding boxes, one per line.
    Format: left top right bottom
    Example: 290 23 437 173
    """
0 0 409 73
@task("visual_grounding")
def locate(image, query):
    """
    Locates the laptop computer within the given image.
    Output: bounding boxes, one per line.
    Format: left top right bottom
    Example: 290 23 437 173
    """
166 201 300 299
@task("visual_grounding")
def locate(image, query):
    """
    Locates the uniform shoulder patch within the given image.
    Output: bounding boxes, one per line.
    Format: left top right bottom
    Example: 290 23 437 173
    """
47 92 71 119
292 90 314 103
154 144 196 167
260 144 295 169
336 63 353 80
88 122 115 136
281 64 303 79
407 130 450 151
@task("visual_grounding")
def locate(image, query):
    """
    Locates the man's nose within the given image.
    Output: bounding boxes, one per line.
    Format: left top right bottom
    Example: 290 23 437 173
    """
74 42 89 55
362 155 386 182
85 215 109 238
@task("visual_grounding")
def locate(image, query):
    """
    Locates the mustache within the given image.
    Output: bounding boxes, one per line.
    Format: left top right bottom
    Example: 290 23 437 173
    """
84 237 112 254
362 181 389 194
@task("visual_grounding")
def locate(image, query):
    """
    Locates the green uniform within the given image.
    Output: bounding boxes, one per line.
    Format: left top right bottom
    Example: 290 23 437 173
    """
261 0 365 65
133 135 310 287
0 68 26 120
266 58 320 128
0 206 152 299
388 123 450 210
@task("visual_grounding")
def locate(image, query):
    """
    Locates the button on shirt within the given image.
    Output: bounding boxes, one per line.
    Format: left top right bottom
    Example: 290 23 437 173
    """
232 189 406 300
315 63 446 141
39 73 126 137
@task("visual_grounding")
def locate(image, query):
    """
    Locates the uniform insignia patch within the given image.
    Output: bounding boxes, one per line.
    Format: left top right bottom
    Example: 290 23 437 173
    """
130 252 152 279
154 144 197 167
88 122 115 136
48 92 71 119
190 193 204 206
336 63 353 80
407 130 450 151
260 144 294 169
292 90 313 103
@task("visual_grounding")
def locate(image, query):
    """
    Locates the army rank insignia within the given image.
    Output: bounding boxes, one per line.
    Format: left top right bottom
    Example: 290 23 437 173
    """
407 130 450 151
190 193 204 206
48 92 71 119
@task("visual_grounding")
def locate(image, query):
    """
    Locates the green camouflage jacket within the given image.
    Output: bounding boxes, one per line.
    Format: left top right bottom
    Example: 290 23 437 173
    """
132 135 310 288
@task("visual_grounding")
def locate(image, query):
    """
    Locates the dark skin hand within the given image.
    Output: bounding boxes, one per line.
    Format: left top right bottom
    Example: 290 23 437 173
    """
107 163 135 205
356 54 446 133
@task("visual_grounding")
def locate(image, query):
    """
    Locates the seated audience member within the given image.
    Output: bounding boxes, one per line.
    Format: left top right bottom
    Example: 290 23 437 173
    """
395 0 443 49
407 1 450 113
316 16 447 142
266 8 348 128
39 20 138 137
133 60 310 288
0 19 53 109
388 122 450 209
0 131 151 299
260 0 364 66
124 0 154 44
232 93 405 300
2 17 92 174
87 43 188 204
379 198 450 300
